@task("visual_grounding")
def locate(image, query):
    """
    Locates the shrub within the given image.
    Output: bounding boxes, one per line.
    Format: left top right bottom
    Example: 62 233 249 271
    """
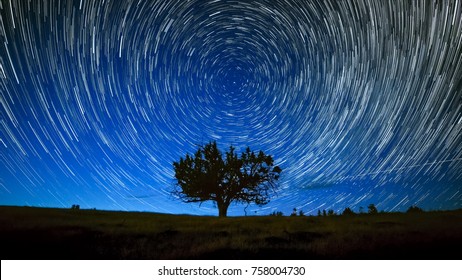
290 208 298 217
368 204 378 214
270 211 284 216
342 207 355 216
407 205 424 213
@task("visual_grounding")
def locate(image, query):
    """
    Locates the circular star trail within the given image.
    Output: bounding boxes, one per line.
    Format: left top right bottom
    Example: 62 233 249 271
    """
1 0 461 215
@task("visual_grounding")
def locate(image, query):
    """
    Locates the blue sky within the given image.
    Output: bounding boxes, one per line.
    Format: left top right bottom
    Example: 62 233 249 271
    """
1 0 461 216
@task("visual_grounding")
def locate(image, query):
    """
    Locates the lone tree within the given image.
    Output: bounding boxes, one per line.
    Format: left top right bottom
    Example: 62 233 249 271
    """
172 141 282 217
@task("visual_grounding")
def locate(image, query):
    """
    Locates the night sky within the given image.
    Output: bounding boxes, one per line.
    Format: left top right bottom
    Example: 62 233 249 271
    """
1 0 461 216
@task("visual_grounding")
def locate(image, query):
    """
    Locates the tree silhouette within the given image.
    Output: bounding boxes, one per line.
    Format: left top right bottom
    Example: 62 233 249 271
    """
172 141 282 217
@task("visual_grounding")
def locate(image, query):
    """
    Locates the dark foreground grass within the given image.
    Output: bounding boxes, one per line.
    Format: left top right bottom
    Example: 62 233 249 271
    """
1 206 461 259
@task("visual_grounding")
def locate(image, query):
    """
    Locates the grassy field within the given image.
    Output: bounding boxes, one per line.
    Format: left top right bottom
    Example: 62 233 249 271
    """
1 206 461 259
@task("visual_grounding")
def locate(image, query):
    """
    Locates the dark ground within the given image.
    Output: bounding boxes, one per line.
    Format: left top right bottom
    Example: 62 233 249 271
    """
1 206 461 259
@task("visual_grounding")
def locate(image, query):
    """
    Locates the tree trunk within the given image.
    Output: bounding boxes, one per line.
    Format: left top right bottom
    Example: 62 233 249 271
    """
217 201 229 217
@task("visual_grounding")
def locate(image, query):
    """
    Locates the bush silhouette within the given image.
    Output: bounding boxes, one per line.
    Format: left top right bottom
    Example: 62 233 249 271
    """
270 211 284 216
407 205 424 213
290 208 298 217
327 209 336 216
368 204 378 214
342 207 355 216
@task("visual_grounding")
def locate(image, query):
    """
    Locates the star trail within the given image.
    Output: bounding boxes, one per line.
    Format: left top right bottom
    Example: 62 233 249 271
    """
1 0 461 216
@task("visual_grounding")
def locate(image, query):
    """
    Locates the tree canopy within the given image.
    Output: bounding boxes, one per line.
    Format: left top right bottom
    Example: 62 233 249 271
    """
172 141 282 217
